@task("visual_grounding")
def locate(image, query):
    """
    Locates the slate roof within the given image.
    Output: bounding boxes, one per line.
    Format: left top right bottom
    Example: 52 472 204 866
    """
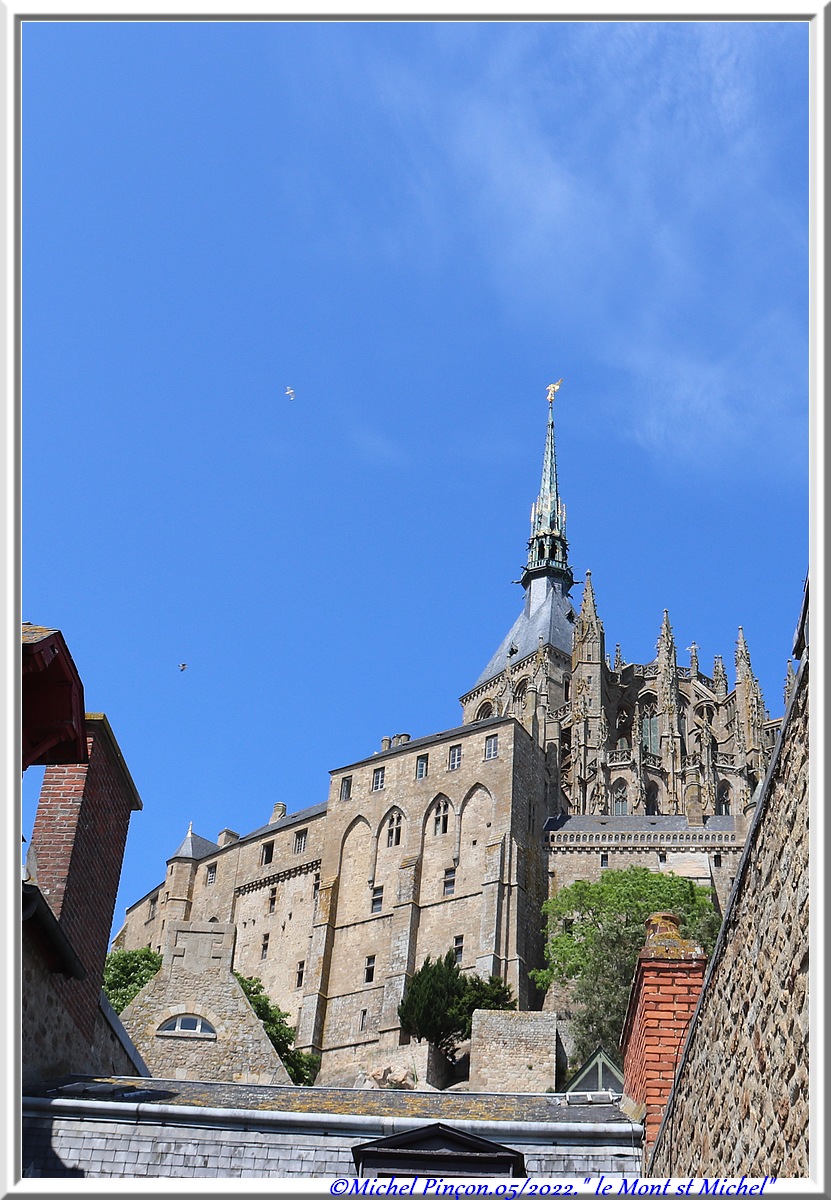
28 1076 635 1126
168 829 221 862
470 587 576 692
332 715 510 773
544 813 736 834
240 801 329 844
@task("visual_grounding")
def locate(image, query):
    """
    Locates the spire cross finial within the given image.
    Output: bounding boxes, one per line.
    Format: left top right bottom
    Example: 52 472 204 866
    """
546 379 563 406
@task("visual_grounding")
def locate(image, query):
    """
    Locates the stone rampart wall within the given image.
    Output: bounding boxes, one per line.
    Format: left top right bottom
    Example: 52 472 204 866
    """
649 656 809 1178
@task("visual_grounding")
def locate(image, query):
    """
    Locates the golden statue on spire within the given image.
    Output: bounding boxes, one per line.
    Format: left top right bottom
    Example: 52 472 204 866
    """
546 379 563 404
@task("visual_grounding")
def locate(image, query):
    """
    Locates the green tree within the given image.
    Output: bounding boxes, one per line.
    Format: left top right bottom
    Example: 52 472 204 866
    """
234 974 319 1086
103 947 162 1014
398 950 516 1059
451 973 516 1041
531 867 721 1067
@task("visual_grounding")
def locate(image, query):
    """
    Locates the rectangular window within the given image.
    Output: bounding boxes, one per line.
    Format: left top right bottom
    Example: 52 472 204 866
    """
261 934 269 959
448 744 462 771
713 853 722 868
359 1008 368 1032
658 851 667 864
296 961 305 988
313 874 320 903
268 887 277 914
340 775 352 801
364 955 376 984
371 885 383 914
443 868 456 896
261 841 274 866
205 863 216 886
484 734 498 760
415 754 429 779
148 895 157 920
454 934 464 965
372 766 385 791
294 829 307 854
600 853 609 868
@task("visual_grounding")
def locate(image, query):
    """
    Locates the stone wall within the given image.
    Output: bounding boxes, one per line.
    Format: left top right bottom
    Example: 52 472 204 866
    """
120 921 291 1084
649 649 809 1178
468 1010 563 1092
22 939 143 1085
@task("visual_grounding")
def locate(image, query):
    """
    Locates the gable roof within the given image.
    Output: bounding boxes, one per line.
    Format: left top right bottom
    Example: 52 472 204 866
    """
563 1046 624 1096
352 1122 525 1177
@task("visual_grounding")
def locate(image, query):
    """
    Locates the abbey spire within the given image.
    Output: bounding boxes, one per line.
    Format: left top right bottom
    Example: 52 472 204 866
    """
521 380 573 592
462 382 576 724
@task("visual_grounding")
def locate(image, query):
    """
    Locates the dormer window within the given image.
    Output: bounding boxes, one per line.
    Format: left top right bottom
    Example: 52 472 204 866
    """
158 1014 216 1038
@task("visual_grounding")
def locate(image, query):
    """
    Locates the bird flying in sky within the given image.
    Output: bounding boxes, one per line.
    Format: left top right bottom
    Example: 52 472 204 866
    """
285 387 295 400
178 663 187 671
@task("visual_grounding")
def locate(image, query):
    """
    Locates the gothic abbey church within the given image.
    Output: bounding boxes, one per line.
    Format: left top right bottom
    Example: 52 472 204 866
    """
115 385 785 1085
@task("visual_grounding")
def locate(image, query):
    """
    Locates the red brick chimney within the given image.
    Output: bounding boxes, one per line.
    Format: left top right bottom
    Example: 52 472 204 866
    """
620 912 707 1158
28 713 142 1040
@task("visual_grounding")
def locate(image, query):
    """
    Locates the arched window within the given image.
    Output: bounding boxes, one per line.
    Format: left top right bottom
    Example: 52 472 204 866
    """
386 811 402 847
476 702 493 721
716 783 731 816
678 705 687 756
514 680 528 710
645 784 660 816
158 1014 216 1037
641 701 659 755
612 780 627 815
433 799 449 836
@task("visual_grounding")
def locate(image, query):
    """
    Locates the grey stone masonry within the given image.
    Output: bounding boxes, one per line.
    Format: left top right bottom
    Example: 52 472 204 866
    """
120 921 291 1084
468 1010 565 1092
649 635 808 1179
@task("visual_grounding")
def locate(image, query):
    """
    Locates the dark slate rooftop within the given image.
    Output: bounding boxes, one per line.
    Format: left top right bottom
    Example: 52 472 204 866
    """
545 813 736 834
241 801 328 844
27 1076 633 1126
469 585 576 692
168 827 221 862
332 715 511 774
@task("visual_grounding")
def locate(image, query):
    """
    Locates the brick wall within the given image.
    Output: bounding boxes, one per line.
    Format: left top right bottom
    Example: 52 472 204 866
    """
28 714 141 1043
620 913 706 1159
649 650 809 1178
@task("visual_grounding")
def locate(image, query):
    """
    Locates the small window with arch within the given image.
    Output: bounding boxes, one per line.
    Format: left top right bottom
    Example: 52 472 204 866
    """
158 1014 216 1038
386 811 402 847
433 798 449 835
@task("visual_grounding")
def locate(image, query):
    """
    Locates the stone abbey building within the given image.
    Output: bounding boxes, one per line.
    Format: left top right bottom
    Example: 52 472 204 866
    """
114 385 784 1085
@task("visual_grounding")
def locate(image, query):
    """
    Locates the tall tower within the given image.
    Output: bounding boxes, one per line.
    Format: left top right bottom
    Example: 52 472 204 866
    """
460 383 576 750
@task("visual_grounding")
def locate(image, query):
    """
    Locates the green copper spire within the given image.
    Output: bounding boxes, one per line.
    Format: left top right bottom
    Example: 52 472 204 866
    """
522 381 572 589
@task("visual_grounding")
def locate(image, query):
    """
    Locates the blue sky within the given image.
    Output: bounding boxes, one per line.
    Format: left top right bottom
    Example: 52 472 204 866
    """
21 18 810 935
